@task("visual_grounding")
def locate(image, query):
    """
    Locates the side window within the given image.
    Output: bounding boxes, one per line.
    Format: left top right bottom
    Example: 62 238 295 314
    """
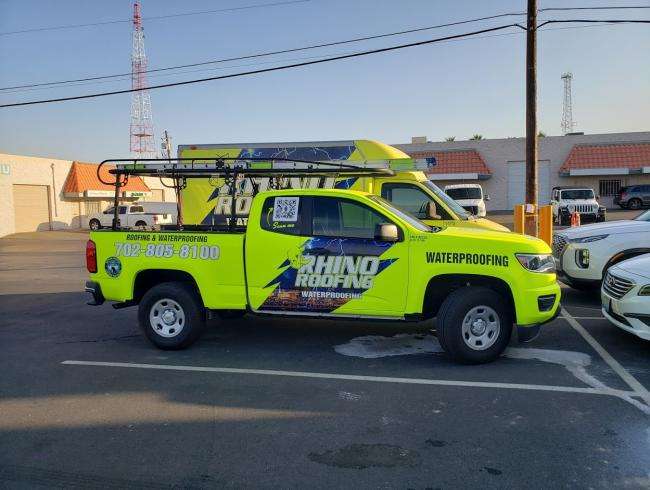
382 183 451 220
103 207 114 215
118 206 127 215
130 206 144 213
260 196 307 235
312 197 390 239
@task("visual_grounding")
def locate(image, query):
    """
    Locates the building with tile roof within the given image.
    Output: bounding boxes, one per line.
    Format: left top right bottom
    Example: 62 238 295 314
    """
397 131 650 211
0 154 176 237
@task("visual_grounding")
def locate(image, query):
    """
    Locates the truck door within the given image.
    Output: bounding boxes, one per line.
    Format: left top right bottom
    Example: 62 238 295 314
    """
246 194 409 317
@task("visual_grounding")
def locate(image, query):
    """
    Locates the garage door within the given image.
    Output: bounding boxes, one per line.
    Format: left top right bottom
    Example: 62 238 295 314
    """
13 184 51 233
507 161 550 209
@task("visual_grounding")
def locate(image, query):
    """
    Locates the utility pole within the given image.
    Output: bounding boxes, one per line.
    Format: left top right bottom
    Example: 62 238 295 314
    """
525 0 538 234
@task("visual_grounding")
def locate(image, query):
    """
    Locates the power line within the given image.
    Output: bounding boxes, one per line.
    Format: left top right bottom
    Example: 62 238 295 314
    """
0 11 527 92
1 18 647 108
0 0 311 36
536 18 650 28
0 21 632 96
0 24 525 108
539 5 650 12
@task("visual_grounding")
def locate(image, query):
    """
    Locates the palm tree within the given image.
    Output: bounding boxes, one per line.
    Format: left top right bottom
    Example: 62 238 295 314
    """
470 134 483 140
444 136 456 142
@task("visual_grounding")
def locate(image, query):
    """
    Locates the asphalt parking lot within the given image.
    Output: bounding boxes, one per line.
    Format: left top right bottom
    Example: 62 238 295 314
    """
1 230 649 489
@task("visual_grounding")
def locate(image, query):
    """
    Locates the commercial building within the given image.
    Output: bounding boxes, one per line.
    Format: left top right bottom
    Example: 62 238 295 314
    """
396 131 650 211
0 153 176 237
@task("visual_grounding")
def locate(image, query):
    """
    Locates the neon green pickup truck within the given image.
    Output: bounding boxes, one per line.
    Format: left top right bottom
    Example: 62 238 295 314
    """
86 188 560 364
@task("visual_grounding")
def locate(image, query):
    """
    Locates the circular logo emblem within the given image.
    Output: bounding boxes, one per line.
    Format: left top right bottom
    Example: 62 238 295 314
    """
105 256 122 277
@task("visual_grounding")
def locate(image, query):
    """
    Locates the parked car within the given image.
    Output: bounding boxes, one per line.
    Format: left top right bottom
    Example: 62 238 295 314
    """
552 209 650 290
550 187 606 226
88 202 176 230
614 184 650 210
443 183 488 217
601 253 650 341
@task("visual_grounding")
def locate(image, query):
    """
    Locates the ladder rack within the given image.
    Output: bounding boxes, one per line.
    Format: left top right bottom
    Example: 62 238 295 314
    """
98 157 395 232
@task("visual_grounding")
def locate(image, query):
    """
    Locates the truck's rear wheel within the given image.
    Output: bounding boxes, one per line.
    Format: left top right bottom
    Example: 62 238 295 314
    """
134 220 147 229
138 282 205 350
89 219 101 231
437 286 512 364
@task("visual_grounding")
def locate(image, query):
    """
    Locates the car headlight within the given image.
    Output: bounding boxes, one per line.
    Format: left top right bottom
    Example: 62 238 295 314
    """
639 285 650 296
571 234 609 243
515 254 556 273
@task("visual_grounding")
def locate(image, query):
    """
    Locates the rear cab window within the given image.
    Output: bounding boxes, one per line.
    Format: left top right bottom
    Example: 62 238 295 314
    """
260 196 309 235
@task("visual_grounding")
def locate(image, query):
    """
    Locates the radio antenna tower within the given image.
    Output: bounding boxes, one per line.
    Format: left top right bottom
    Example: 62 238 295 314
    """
130 1 156 158
561 72 574 135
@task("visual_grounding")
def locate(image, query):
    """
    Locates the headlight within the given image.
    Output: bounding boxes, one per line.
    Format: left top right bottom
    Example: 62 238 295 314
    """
639 285 650 296
571 234 609 243
515 254 556 273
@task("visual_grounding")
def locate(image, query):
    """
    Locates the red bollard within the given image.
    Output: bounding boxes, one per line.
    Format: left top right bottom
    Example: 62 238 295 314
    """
570 212 581 227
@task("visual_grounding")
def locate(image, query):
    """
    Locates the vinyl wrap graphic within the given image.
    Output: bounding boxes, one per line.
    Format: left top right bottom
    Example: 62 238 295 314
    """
200 146 356 225
259 237 397 313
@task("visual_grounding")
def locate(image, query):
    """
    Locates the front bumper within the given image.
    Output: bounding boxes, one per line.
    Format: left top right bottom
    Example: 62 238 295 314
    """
85 281 105 306
601 289 650 341
516 293 562 342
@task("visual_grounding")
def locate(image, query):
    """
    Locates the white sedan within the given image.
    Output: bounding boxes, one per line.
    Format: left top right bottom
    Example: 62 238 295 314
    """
601 253 650 340
553 209 650 290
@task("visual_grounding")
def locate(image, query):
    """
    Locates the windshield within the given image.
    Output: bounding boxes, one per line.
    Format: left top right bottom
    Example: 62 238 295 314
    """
561 189 594 200
369 195 431 232
635 209 650 222
445 187 482 200
420 180 471 219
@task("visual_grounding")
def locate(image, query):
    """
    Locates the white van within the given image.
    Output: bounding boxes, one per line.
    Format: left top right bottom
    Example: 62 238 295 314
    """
443 183 488 217
88 202 177 230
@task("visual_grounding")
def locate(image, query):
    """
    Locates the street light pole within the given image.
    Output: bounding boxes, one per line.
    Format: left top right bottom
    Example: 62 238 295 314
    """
525 0 538 234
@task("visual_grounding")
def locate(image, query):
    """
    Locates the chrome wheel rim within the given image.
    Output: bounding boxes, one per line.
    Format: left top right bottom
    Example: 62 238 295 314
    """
149 298 185 338
461 305 500 351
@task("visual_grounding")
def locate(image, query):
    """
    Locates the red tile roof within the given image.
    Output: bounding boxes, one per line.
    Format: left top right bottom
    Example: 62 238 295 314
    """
63 161 150 193
560 143 650 172
407 149 490 175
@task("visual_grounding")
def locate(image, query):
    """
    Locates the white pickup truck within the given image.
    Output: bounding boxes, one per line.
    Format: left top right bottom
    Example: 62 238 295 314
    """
88 202 176 230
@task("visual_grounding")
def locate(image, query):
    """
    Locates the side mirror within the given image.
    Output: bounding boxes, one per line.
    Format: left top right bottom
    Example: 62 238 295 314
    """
484 194 491 201
375 223 399 242
425 201 441 220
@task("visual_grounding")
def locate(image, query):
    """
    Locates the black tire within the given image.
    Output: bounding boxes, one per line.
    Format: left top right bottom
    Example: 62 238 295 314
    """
628 198 642 210
437 286 512 364
138 282 206 350
89 219 101 231
135 220 147 229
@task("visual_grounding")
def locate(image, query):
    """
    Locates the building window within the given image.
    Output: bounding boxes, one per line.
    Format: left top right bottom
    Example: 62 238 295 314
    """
599 179 621 197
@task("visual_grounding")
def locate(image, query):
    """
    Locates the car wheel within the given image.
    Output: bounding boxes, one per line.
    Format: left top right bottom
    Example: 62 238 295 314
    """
135 220 147 229
89 219 101 231
628 198 642 210
437 286 512 364
138 282 206 350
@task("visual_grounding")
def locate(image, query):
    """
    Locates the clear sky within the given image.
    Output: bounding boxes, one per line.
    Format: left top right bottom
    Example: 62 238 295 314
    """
0 0 648 162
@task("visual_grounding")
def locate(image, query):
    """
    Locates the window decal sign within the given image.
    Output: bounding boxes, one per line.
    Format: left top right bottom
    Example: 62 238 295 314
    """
272 197 300 222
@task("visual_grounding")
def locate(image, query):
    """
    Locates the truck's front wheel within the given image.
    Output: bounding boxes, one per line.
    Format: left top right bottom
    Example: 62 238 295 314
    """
138 282 205 350
437 287 512 364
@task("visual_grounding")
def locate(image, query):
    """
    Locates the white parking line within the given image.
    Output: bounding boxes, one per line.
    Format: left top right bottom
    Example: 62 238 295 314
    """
561 308 650 409
62 360 631 397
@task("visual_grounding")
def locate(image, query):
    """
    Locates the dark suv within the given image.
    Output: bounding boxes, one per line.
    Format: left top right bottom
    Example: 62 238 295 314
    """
615 185 650 210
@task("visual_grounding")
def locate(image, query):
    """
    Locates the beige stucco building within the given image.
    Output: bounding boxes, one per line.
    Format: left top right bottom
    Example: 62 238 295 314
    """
0 153 176 238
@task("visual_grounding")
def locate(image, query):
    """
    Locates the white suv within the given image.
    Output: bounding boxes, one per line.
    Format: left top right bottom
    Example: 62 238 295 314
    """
443 183 488 217
553 209 650 290
550 187 606 226
601 253 650 340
